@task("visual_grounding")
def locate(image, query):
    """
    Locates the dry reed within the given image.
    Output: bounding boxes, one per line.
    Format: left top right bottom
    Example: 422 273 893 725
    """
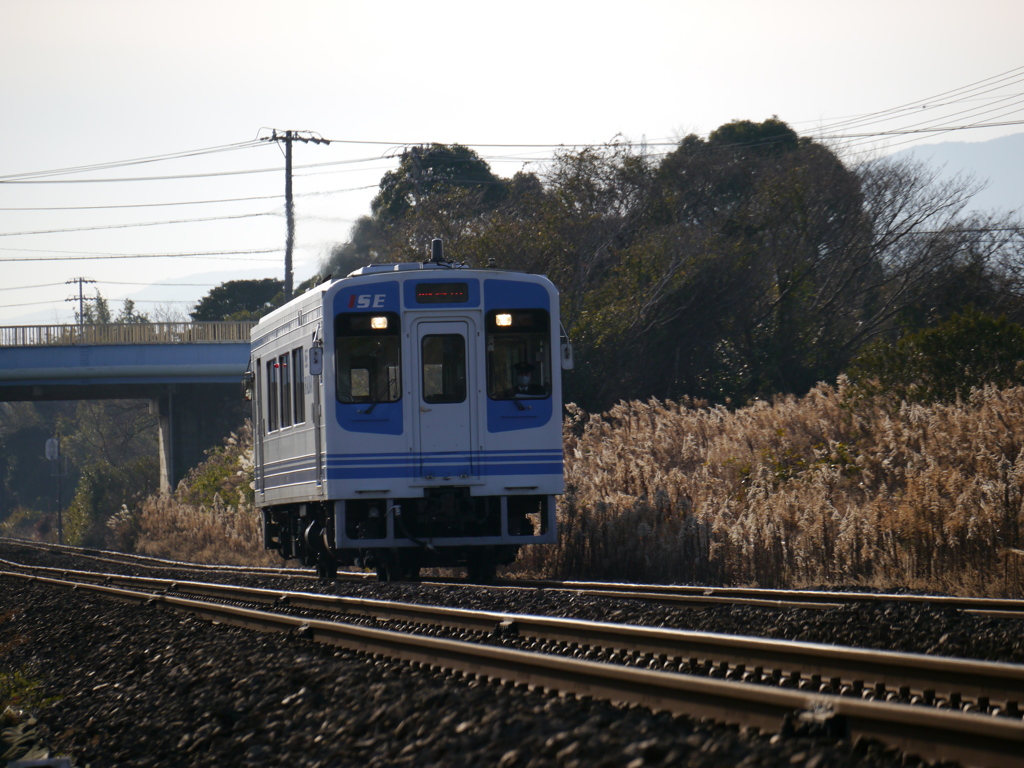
131 423 280 566
516 379 1024 596
131 383 1024 595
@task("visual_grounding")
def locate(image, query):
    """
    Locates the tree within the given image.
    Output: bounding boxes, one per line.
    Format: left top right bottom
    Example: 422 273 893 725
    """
371 143 507 225
190 279 284 321
318 121 1024 410
77 291 111 324
57 400 159 547
847 309 1024 403
322 216 389 277
0 402 78 527
116 298 150 324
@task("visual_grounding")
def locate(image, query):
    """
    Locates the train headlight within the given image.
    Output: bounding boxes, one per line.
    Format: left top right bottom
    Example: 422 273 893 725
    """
496 313 512 327
370 316 388 330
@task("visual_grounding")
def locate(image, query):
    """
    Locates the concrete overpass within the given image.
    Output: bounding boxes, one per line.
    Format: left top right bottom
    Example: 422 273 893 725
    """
0 322 253 493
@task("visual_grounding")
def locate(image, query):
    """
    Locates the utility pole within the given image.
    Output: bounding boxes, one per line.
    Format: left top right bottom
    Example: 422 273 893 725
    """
65 277 96 325
260 129 330 302
45 432 63 545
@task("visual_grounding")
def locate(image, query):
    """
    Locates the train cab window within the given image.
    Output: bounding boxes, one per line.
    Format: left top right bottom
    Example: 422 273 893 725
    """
486 309 551 400
292 348 305 423
279 354 292 428
266 359 279 431
336 312 401 404
422 334 466 403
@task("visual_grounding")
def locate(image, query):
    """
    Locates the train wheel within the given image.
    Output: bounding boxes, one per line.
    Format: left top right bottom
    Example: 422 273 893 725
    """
376 552 419 582
466 557 496 584
316 551 338 580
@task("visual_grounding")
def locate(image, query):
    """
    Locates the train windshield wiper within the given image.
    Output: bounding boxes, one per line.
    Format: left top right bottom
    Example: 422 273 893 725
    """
362 378 396 415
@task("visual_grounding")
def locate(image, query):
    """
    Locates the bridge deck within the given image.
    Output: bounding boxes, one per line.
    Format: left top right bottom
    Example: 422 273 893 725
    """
1 321 253 347
0 322 254 400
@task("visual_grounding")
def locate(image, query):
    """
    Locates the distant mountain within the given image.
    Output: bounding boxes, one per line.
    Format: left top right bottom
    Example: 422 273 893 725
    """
889 132 1024 217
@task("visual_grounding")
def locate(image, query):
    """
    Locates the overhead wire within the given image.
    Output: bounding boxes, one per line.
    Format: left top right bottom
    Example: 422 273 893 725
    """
0 253 280 262
0 67 1020 300
0 211 278 237
0 140 268 181
810 64 1024 134
0 246 278 256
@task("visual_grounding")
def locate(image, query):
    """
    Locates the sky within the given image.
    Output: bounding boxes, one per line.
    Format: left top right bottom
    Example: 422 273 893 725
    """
2 0 1024 325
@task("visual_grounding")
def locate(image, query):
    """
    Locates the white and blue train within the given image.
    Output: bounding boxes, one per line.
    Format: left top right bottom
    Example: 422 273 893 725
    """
245 241 570 580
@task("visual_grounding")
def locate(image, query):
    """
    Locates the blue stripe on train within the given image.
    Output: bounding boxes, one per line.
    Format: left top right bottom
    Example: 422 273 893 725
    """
324 462 562 480
262 450 562 488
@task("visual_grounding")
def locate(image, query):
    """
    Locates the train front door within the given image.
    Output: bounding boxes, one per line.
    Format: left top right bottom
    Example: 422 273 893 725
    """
414 320 475 479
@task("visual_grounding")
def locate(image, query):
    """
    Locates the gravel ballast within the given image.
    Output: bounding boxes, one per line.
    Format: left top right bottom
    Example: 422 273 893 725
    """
4 577 935 768
4 543 1020 766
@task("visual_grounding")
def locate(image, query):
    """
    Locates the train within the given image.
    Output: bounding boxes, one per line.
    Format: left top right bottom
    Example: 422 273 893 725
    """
244 240 570 581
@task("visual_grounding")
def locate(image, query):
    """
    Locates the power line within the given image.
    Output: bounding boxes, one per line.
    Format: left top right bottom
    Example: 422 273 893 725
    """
0 281 66 292
0 211 277 237
0 140 267 181
0 246 278 257
0 193 281 211
97 279 220 287
0 166 285 184
810 65 1024 134
0 251 280 262
0 186 371 212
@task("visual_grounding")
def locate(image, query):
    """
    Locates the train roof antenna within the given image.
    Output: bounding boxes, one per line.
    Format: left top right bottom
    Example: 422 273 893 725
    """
430 238 445 265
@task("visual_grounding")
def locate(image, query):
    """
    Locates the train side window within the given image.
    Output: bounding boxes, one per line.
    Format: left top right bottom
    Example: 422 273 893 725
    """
292 348 305 423
335 312 401 404
254 356 262 417
266 359 279 432
279 354 292 428
486 309 551 399
422 334 466 404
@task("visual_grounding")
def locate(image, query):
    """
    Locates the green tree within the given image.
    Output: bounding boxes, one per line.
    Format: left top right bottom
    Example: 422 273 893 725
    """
77 291 111 324
320 121 1024 410
64 455 158 546
371 143 507 225
323 216 389 276
57 400 159 547
116 298 150 323
190 278 284 321
0 402 78 529
847 309 1024 403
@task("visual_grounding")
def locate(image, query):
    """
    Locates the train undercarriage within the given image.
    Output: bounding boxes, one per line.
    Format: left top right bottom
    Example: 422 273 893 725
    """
261 488 550 582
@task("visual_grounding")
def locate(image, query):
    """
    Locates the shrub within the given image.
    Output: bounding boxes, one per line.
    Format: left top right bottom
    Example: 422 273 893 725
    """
848 309 1024 403
64 456 157 547
133 422 275 565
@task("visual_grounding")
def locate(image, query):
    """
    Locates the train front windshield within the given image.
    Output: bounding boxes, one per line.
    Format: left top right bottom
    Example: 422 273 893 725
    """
336 312 401 404
486 309 551 399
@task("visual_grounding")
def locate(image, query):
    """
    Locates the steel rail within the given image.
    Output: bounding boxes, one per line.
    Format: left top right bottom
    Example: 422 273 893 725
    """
5 569 1024 768
5 561 1024 708
0 537 336 580
5 537 1024 615
516 578 1024 618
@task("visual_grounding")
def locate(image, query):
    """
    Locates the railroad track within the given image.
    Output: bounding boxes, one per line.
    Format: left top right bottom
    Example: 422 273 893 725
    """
4 563 1024 767
0 536 332 581
8 538 1024 619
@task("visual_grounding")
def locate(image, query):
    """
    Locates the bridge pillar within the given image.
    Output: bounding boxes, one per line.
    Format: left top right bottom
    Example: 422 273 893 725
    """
153 393 174 494
152 384 246 495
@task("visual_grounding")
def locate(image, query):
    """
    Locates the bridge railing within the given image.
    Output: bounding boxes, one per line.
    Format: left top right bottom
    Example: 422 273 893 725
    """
0 321 256 347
